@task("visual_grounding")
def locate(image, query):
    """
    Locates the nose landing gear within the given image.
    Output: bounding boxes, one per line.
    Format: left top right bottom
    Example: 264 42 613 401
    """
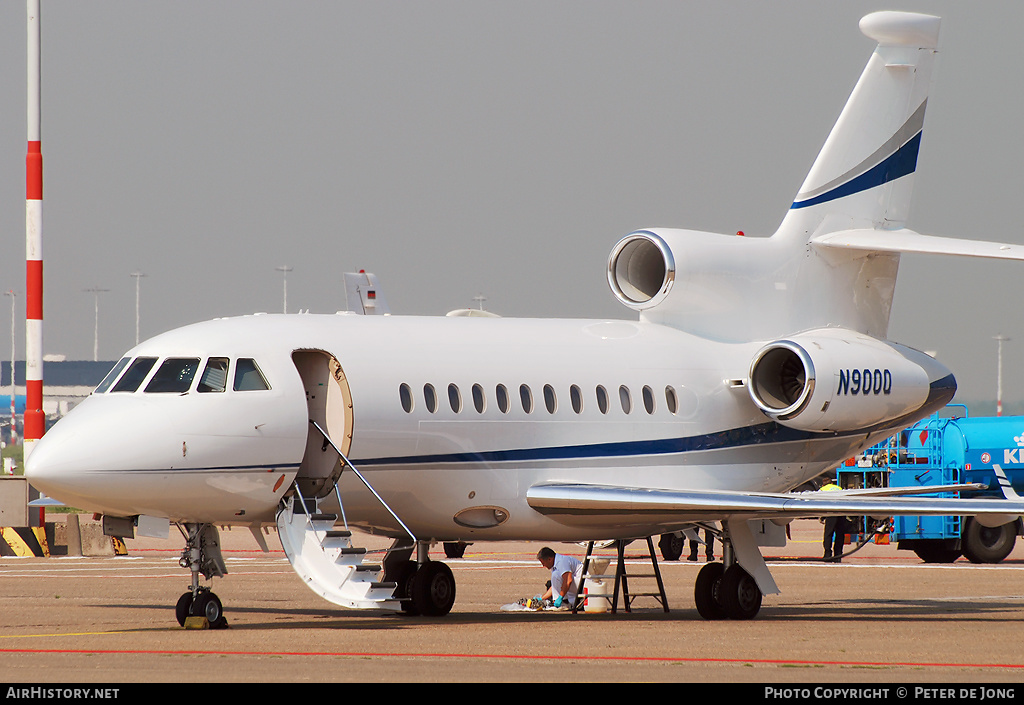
174 523 229 629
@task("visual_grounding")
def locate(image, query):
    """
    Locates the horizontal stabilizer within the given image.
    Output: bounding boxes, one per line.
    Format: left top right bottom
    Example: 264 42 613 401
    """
811 228 1024 261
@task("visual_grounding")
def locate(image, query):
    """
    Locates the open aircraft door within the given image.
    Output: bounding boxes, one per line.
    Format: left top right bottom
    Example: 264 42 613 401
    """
291 350 354 499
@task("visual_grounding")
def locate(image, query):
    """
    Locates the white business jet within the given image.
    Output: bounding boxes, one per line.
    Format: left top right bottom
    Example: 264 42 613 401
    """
26 11 1024 627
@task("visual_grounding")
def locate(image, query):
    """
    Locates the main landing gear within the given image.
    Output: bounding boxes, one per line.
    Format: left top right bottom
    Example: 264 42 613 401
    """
692 525 764 620
174 523 229 629
384 540 457 616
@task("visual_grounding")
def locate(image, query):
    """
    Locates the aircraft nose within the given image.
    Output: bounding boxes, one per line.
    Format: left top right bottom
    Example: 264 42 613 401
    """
25 396 172 514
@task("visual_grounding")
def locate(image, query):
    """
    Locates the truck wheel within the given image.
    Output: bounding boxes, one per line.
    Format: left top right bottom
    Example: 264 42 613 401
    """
912 541 961 563
962 517 1017 564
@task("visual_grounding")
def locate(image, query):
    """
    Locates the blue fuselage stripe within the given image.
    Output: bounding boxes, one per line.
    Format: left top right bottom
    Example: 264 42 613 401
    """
355 422 820 467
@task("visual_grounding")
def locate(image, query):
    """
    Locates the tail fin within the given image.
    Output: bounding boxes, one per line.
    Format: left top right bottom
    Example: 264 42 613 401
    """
775 12 940 242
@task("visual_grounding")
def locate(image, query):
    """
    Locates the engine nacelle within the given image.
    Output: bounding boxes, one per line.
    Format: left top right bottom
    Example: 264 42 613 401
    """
607 230 676 310
747 329 950 433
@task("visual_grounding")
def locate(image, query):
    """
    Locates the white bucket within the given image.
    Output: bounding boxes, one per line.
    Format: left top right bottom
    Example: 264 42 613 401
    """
583 580 610 613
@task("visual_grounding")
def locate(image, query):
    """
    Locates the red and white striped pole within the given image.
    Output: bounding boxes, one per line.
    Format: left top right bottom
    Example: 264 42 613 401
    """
24 0 44 461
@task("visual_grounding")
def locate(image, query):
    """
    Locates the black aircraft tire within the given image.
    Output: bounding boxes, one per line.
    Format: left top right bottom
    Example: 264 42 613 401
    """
192 591 228 629
175 592 192 627
658 533 684 562
394 560 421 615
962 518 1017 564
411 561 456 617
718 565 762 620
693 562 726 620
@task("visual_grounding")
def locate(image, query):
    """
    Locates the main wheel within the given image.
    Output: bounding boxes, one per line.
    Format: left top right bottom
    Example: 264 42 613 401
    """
962 518 1017 564
393 560 421 615
658 533 684 561
693 562 726 620
718 565 762 620
411 561 456 617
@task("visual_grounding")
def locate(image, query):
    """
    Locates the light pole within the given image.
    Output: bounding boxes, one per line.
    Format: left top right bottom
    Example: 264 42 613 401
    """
275 265 292 314
3 291 15 444
130 272 147 345
84 287 109 362
994 334 1010 416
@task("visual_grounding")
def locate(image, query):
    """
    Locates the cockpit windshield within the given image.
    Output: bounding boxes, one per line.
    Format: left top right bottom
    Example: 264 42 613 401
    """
94 357 130 394
233 358 271 391
145 358 201 393
111 357 158 393
96 355 270 394
197 357 229 393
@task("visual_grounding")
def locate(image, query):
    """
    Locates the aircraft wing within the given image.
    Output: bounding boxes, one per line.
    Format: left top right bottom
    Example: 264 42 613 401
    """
810 228 1024 261
526 483 1024 521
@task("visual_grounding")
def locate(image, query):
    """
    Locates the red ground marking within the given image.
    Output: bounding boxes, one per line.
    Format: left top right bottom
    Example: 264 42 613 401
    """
0 647 1021 670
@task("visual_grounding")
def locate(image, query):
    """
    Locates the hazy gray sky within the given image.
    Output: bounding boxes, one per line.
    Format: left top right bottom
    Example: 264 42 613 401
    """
1 2 1022 406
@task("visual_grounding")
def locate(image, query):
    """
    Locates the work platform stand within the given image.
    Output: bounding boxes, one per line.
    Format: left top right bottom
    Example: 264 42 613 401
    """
573 537 669 614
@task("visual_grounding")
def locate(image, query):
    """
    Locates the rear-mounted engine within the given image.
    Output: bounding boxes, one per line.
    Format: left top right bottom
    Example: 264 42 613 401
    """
607 231 675 310
747 329 948 432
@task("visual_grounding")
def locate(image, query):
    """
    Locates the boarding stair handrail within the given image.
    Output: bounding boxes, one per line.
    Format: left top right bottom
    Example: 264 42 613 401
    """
309 419 418 545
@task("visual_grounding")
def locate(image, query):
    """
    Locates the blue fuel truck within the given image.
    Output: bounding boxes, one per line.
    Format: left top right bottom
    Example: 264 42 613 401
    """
855 406 1024 563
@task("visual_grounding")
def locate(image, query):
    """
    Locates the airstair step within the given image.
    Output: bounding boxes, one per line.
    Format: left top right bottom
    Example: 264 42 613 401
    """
277 493 401 612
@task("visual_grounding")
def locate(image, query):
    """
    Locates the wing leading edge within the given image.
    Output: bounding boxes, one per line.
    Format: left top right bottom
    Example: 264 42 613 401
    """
526 483 1024 522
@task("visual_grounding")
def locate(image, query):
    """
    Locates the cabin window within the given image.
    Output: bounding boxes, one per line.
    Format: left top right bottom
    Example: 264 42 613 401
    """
197 358 229 393
596 385 609 414
619 385 632 414
234 358 270 391
94 357 130 394
665 386 678 414
424 384 438 413
642 385 656 414
146 358 201 393
448 383 462 413
520 384 534 413
111 357 157 393
472 383 486 413
399 383 414 413
496 384 510 413
543 384 557 414
570 385 583 414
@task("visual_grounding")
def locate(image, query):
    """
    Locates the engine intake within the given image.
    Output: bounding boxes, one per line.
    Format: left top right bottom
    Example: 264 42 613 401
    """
607 231 675 310
748 329 945 432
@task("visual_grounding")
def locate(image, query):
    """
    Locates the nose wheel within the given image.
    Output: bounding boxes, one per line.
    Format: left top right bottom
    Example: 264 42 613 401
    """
174 523 229 629
175 587 228 629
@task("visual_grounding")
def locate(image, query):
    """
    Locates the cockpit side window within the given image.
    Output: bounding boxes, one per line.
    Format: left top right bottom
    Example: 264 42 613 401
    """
145 358 201 393
197 357 230 393
233 358 270 391
94 357 130 394
110 357 158 393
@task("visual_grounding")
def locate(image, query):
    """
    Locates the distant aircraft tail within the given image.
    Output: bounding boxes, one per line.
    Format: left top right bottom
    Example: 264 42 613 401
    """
343 271 391 315
774 11 940 243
